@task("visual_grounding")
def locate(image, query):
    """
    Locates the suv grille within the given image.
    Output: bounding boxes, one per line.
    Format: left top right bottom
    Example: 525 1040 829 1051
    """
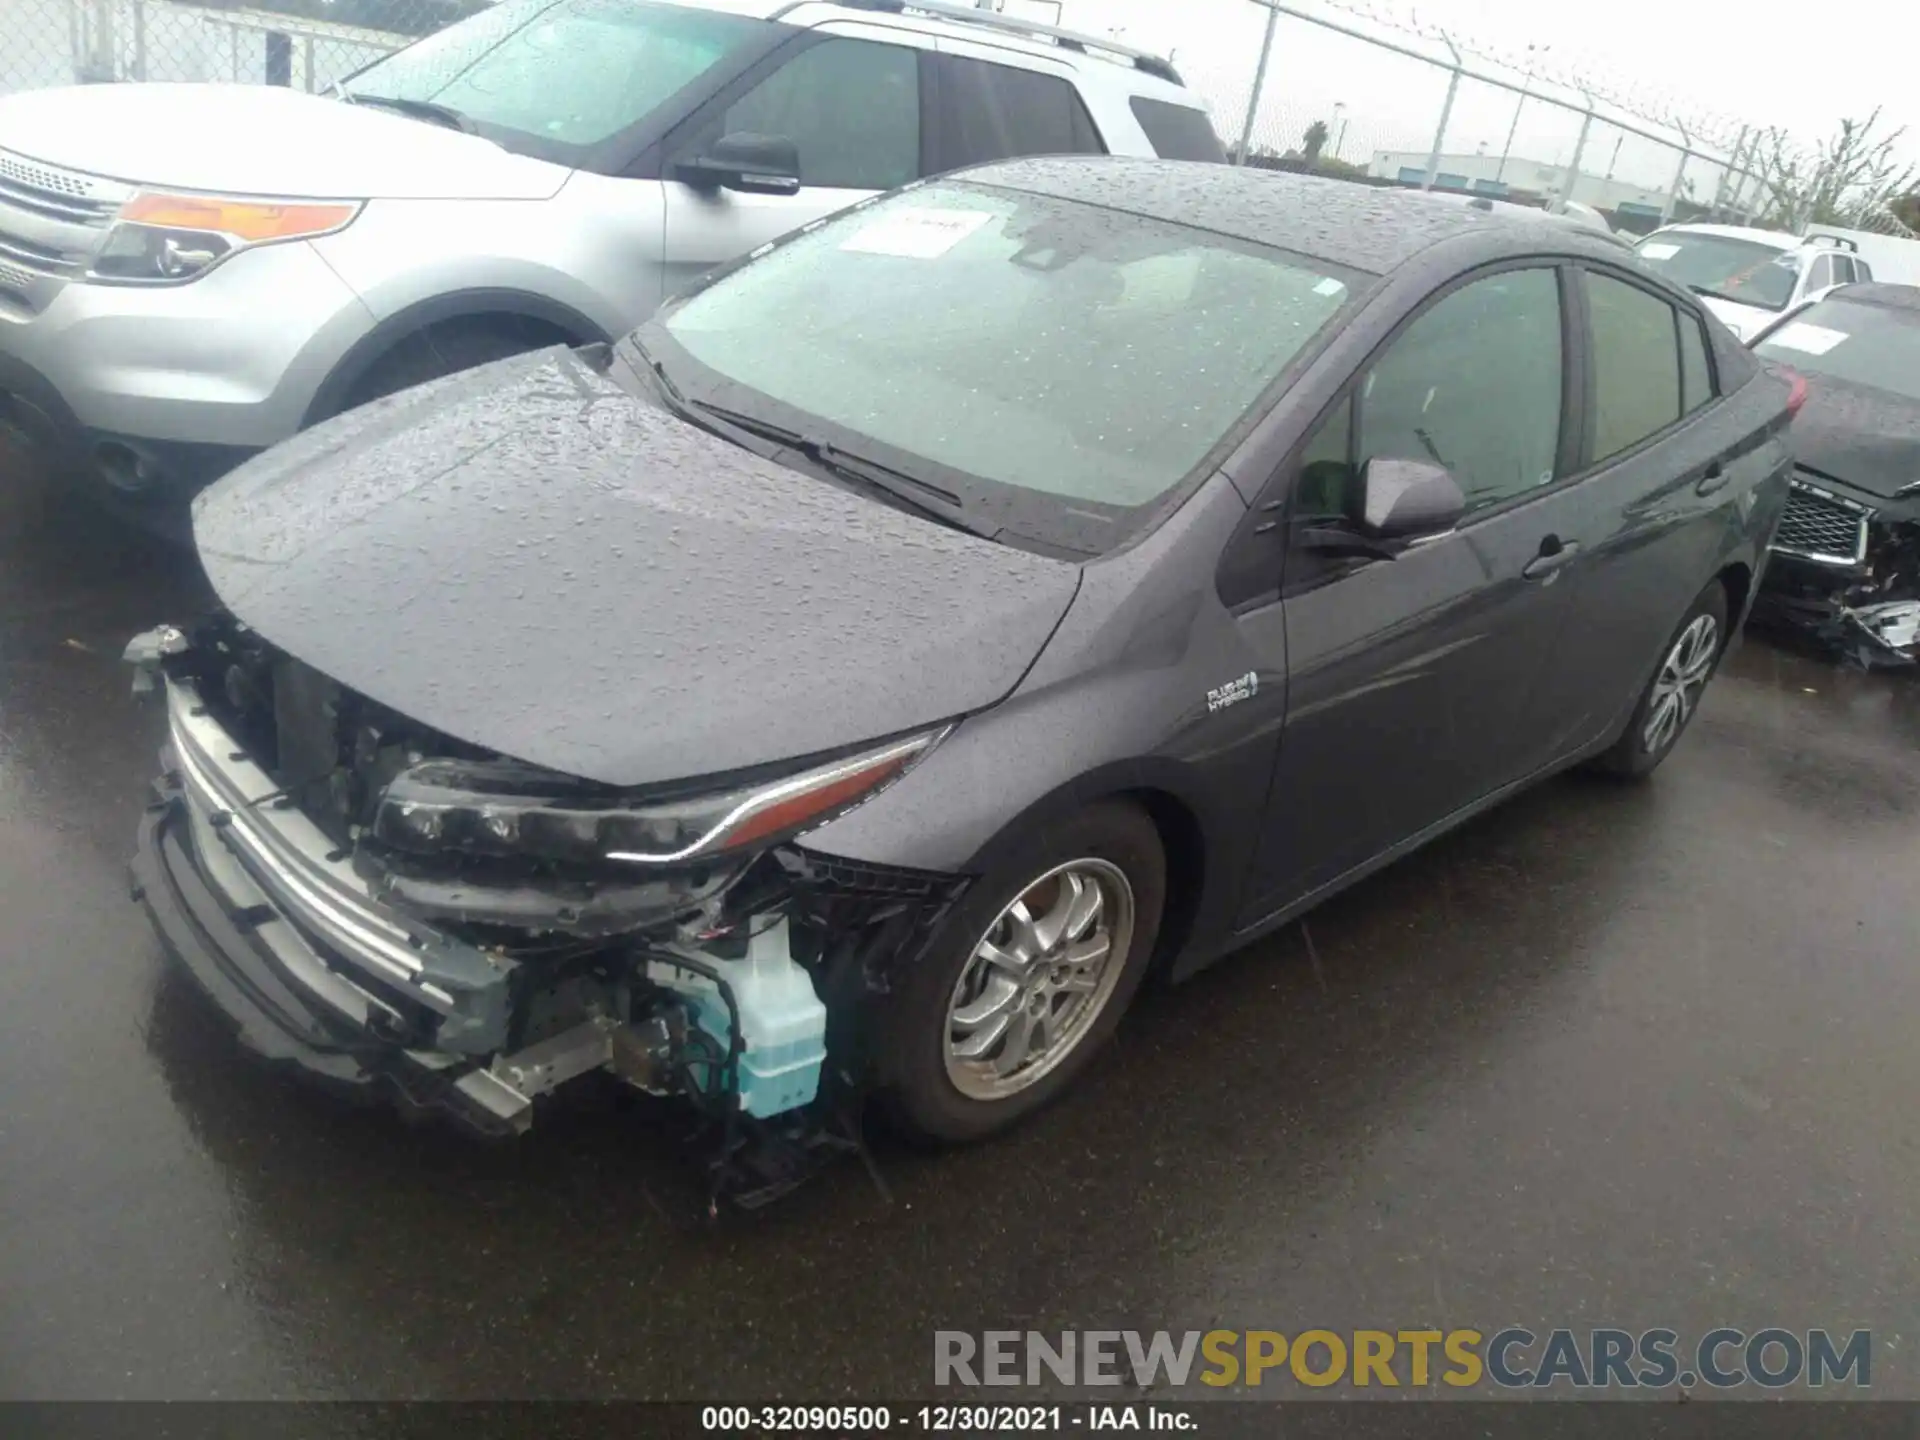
1774 481 1871 566
0 150 129 309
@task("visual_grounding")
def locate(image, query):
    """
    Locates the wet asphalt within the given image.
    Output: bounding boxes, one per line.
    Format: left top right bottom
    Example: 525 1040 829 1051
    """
1 447 1917 1404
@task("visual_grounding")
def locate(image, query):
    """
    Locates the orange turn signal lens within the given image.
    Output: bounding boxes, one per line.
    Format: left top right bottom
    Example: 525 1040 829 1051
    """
715 748 921 853
119 193 360 242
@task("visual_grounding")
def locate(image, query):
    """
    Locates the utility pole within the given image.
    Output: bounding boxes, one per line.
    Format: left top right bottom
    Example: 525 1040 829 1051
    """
1557 94 1594 208
1709 124 1749 219
1236 3 1281 166
1660 122 1693 224
1421 35 1461 191
1495 43 1548 183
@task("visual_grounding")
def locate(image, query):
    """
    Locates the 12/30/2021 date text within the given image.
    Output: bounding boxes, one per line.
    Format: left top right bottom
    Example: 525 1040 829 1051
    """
701 1405 1196 1432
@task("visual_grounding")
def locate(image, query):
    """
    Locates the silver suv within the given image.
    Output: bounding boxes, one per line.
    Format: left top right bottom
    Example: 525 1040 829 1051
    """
0 0 1221 505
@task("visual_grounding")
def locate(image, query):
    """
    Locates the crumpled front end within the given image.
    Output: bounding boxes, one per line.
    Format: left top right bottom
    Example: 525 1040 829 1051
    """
1755 473 1920 668
127 613 967 1201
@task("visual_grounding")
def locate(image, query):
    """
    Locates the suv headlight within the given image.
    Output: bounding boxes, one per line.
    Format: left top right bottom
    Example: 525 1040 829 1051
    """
87 193 363 285
370 729 947 867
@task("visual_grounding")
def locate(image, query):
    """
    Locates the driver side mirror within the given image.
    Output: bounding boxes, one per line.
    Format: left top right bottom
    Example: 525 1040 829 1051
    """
1300 456 1466 562
674 132 801 197
1355 455 1466 540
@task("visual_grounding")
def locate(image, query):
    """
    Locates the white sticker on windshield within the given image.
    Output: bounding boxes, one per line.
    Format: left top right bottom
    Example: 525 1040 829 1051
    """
839 207 992 259
1767 321 1849 355
1638 242 1681 259
1313 277 1346 297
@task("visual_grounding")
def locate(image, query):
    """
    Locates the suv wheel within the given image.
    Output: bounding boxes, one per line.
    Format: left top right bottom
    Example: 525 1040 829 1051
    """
340 316 569 413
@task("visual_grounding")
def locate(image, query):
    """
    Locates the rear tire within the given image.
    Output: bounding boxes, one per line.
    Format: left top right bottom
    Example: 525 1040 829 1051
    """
1590 579 1730 779
874 801 1165 1146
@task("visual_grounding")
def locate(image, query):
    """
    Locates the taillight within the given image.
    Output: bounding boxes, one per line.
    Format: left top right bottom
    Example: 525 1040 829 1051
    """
1783 367 1808 418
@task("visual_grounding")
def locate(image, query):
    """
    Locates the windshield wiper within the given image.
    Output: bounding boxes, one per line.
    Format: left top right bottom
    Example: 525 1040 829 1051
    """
689 400 995 539
620 336 994 539
342 92 476 134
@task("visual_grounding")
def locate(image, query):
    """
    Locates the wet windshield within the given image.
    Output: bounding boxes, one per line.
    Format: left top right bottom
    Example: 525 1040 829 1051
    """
1755 297 1920 403
653 181 1361 552
1634 231 1798 310
345 0 773 158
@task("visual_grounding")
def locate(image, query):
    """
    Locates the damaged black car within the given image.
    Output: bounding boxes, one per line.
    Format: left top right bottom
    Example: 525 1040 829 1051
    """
127 159 1794 1197
1749 282 1920 666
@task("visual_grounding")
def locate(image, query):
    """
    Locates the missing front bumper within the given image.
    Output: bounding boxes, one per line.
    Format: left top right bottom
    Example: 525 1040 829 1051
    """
126 641 969 1186
132 792 535 1135
1760 486 1920 668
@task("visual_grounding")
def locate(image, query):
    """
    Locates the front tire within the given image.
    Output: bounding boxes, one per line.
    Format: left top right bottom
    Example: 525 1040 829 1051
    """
1591 579 1729 779
875 801 1165 1145
337 317 563 414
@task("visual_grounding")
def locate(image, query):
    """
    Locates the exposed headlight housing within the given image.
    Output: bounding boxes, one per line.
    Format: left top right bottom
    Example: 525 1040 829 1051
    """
370 729 947 868
87 192 362 285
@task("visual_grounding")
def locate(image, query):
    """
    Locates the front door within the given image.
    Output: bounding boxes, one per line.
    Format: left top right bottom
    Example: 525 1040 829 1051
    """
658 30 926 298
1237 264 1594 923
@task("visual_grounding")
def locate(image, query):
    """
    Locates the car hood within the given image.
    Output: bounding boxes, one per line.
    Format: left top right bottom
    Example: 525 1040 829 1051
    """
1789 374 1920 502
1697 294 1778 342
190 347 1082 789
0 84 566 201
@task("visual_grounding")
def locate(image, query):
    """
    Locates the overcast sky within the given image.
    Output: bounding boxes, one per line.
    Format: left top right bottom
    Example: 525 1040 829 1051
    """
1042 0 1917 197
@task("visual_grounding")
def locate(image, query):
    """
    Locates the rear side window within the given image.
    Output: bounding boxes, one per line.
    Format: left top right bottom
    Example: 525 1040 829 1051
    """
1858 259 1875 282
932 56 1105 170
1128 96 1227 162
1679 310 1714 412
1586 272 1682 462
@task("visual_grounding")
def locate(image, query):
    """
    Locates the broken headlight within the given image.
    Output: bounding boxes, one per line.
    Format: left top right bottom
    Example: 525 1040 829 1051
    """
370 729 946 867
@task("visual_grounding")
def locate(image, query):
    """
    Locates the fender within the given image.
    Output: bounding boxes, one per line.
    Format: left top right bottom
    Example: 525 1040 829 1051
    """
303 287 612 427
943 754 1229 982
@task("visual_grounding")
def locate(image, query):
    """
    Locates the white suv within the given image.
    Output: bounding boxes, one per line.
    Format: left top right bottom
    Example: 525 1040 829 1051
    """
0 0 1221 507
1630 223 1874 341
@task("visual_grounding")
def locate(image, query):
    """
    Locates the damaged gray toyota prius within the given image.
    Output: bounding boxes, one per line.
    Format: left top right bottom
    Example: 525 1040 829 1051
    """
127 159 1797 1201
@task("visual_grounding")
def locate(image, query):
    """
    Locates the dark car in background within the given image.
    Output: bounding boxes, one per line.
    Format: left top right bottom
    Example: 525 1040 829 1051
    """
126 161 1796 1182
1748 283 1920 665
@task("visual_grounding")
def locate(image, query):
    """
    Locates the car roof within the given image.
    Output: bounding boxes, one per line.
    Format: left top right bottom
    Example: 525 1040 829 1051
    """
1825 281 1920 314
952 156 1628 275
1652 222 1799 248
755 0 1196 102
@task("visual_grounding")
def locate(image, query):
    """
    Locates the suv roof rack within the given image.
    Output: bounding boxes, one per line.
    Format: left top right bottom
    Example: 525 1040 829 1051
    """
799 0 1186 86
1804 232 1860 252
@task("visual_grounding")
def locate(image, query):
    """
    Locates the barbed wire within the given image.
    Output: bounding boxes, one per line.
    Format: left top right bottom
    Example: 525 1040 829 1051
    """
1281 0 1794 165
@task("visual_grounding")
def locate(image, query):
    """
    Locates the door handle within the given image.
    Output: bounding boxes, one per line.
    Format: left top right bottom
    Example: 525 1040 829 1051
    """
1522 535 1581 581
1695 461 1729 496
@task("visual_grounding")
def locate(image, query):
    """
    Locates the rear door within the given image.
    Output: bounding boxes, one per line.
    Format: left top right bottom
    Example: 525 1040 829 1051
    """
1526 266 1753 751
656 24 932 298
1233 262 1594 921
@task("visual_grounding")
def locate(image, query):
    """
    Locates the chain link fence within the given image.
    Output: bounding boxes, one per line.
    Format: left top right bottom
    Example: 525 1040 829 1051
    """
0 0 1911 240
2 0 469 95
1187 0 1915 239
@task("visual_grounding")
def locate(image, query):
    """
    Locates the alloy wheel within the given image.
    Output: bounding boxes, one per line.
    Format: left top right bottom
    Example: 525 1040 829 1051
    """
1642 613 1719 754
943 858 1136 1101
